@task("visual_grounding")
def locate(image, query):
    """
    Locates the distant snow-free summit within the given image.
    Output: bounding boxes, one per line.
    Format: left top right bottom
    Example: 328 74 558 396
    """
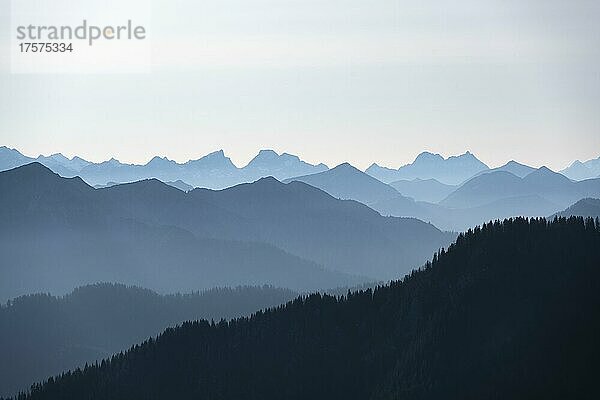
366 151 489 185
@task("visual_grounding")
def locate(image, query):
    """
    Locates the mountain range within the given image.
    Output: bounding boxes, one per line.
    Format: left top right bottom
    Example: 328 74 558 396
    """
440 167 600 209
560 156 600 180
286 162 600 231
0 147 328 189
5 146 600 194
282 163 400 205
366 151 490 185
12 217 600 400
0 163 453 301
468 160 536 179
0 284 297 397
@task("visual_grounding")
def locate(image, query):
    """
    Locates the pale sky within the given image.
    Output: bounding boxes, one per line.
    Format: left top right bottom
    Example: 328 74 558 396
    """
0 0 599 170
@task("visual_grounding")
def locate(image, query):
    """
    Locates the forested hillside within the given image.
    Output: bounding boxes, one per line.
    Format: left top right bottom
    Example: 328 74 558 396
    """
0 285 296 397
11 217 600 400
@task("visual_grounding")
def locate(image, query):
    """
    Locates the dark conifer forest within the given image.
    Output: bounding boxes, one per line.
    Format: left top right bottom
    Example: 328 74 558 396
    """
8 217 600 400
0 285 297 396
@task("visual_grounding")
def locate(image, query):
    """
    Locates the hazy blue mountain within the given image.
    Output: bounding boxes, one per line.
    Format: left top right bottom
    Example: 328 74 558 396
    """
283 163 401 205
389 178 457 203
554 198 600 218
441 171 525 209
243 149 328 182
182 176 454 279
35 154 90 176
440 167 600 210
92 175 453 280
94 179 194 192
560 156 600 180
77 158 140 184
0 147 327 189
366 151 489 185
371 168 589 231
0 163 452 299
17 217 600 400
66 149 327 189
282 163 573 231
0 283 298 397
371 193 560 232
469 160 536 180
0 146 33 171
180 150 240 189
0 163 360 301
0 147 91 178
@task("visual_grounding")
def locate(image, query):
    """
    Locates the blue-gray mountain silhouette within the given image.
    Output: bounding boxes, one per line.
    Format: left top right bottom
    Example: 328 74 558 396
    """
370 167 599 231
469 160 536 179
0 163 361 301
366 151 489 185
283 162 401 204
0 147 328 189
282 163 577 231
441 167 600 210
243 149 328 182
554 198 600 218
560 156 600 180
389 178 457 203
0 163 453 300
75 149 327 188
0 147 90 177
94 179 194 192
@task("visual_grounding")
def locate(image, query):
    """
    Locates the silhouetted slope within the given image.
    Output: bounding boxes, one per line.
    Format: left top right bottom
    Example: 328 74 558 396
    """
372 167 600 231
15 217 600 400
441 167 600 210
284 162 400 204
468 160 536 180
82 169 453 280
0 284 297 397
0 164 358 300
190 177 453 278
371 194 561 232
389 178 457 203
440 171 527 208
0 164 451 299
554 198 600 218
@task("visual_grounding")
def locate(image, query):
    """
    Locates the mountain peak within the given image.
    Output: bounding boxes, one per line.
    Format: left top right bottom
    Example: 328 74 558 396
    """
523 166 571 185
186 150 237 171
254 176 280 184
414 151 444 163
530 166 556 176
147 156 174 165
8 161 55 176
331 162 362 174
206 149 225 158
256 149 279 158
0 146 26 157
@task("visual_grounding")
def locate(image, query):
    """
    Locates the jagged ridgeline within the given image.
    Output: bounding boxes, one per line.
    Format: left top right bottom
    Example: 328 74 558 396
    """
10 217 600 400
